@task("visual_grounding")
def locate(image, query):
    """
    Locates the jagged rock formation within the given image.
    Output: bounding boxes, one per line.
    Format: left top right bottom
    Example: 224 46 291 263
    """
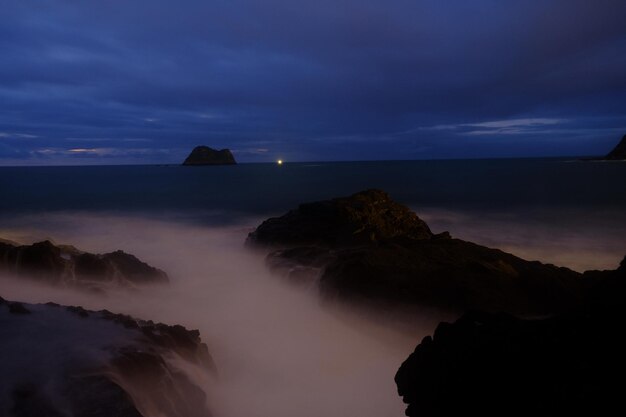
182 146 236 165
395 256 626 417
248 189 583 315
0 297 215 417
605 134 626 160
0 239 168 290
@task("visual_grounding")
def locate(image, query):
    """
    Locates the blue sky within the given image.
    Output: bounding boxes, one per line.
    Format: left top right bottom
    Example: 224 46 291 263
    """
1 0 625 165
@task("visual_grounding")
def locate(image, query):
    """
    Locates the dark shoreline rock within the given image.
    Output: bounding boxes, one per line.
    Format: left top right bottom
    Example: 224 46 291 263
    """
319 238 581 314
0 297 215 417
395 256 626 417
182 145 236 166
0 239 168 289
248 189 584 315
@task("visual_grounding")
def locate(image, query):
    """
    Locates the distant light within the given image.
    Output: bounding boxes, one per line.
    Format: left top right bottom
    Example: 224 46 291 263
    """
277 159 283 165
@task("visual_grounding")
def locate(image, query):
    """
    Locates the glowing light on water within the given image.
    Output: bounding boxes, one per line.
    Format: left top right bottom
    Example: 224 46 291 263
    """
277 160 283 165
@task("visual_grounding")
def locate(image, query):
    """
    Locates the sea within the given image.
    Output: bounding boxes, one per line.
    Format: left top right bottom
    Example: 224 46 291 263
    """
2 157 626 215
0 158 625 417
1 158 624 271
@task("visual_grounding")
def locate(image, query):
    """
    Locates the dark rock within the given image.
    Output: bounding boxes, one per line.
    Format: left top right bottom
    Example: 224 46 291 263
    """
140 323 216 372
96 309 216 417
248 189 433 248
8 302 31 315
248 189 583 315
12 379 143 417
605 134 626 160
319 239 582 314
182 145 236 165
395 257 626 417
98 309 216 373
63 376 144 417
111 349 210 417
265 246 337 283
0 298 215 417
0 238 169 290
0 240 67 284
11 383 66 417
101 310 141 329
66 305 89 317
396 308 624 415
101 250 169 284
74 252 112 281
582 255 626 308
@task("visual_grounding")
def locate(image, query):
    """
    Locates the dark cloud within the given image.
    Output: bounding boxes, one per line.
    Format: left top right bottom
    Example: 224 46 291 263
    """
1 0 625 164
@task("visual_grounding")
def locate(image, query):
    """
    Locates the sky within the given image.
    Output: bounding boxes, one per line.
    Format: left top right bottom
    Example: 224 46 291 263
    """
1 0 625 165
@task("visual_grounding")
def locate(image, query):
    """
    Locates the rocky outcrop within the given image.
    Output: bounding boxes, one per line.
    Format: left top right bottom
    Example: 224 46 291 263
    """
0 239 168 290
320 238 580 314
248 189 433 247
182 146 236 165
605 134 626 160
582 255 626 306
395 256 626 417
0 298 215 417
248 189 583 315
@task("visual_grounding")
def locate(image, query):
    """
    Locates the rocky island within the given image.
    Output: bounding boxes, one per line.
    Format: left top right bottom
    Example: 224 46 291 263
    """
182 145 237 165
604 134 626 160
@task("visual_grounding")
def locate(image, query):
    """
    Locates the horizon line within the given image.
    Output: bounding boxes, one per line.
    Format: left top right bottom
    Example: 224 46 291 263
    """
0 154 611 168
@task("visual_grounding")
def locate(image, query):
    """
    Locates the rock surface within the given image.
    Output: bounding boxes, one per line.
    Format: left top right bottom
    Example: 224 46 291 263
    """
248 189 584 315
395 256 626 417
605 134 626 160
0 297 215 417
249 189 433 247
182 145 236 165
0 239 168 290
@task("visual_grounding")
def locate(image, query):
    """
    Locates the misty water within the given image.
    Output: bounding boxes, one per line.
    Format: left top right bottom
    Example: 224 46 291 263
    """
1 159 625 416
1 214 444 417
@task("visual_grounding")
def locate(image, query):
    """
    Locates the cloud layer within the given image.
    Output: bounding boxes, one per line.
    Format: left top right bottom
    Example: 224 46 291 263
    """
1 0 625 164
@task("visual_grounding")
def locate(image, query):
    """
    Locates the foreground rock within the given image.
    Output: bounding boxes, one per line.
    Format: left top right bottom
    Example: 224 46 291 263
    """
604 134 626 160
395 256 626 417
0 239 168 290
182 145 236 165
0 297 214 417
248 189 583 315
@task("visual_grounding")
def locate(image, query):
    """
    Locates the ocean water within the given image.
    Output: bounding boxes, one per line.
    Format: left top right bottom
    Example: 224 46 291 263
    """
0 158 625 417
1 158 624 271
2 158 625 215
